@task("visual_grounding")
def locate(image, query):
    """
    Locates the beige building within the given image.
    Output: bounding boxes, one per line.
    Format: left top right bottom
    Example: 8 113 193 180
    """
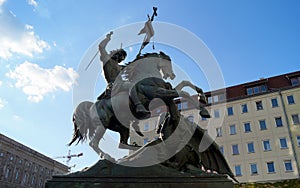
0 134 68 188
130 70 300 183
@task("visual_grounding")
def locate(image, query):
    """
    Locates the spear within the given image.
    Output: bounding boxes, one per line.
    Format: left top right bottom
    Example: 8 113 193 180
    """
85 51 99 71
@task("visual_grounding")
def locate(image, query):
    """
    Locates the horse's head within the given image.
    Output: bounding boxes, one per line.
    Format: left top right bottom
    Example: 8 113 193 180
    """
157 52 176 80
125 52 176 81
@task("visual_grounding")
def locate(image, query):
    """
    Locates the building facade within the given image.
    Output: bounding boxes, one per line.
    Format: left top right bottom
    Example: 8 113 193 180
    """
0 134 68 188
130 70 300 183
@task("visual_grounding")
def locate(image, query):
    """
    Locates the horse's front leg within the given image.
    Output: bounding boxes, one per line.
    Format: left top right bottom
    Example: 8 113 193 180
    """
174 80 207 104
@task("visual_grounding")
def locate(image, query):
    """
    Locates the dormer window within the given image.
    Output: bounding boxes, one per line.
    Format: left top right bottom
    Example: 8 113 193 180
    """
246 85 267 95
291 76 300 86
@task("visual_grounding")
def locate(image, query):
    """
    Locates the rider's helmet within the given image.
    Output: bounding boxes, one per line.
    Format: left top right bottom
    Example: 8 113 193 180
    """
111 49 127 62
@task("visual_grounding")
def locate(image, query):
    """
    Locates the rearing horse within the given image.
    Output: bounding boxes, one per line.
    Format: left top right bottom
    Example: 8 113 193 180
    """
68 52 208 160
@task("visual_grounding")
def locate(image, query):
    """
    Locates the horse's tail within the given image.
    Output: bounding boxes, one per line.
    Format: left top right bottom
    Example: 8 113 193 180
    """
68 116 84 146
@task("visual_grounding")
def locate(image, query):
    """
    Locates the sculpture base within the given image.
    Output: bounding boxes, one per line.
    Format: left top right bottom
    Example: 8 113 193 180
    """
46 159 233 188
46 176 233 188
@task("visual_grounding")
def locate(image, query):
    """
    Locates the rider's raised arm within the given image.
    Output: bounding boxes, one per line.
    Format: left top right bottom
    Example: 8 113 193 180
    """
99 31 113 63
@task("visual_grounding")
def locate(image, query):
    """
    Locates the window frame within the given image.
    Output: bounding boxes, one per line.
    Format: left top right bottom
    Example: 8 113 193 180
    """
279 138 288 149
263 140 272 151
244 122 251 133
292 114 300 125
256 101 263 110
227 106 234 116
275 117 283 127
235 165 242 176
287 95 295 105
267 161 276 173
241 104 248 113
250 163 258 175
229 124 237 135
232 144 239 155
271 98 279 108
284 160 293 172
259 119 267 130
247 142 255 153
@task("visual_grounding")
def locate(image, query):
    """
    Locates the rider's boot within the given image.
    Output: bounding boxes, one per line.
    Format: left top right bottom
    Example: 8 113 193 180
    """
131 121 144 137
199 106 211 118
135 103 151 116
199 95 207 104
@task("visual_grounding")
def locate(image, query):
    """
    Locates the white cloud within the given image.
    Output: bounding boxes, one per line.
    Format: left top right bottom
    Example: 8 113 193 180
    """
27 0 38 8
0 98 6 109
13 114 22 121
0 5 50 59
7 61 78 102
0 80 2 86
0 0 6 6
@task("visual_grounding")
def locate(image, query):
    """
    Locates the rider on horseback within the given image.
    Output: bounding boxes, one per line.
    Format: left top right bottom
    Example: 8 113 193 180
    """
97 31 150 116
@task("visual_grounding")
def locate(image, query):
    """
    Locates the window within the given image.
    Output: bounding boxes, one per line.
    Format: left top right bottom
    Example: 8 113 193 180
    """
259 119 267 130
284 160 293 171
267 162 275 173
291 77 300 86
5 168 11 179
247 142 255 153
22 173 28 185
275 117 283 127
241 104 248 113
244 122 251 132
250 163 258 175
15 170 19 180
219 146 224 154
292 114 300 125
235 165 242 176
271 98 279 108
256 101 263 110
177 103 181 110
216 127 222 137
232 144 239 155
229 124 237 135
143 138 148 145
263 140 271 151
207 93 226 104
182 102 188 109
279 138 288 149
297 136 300 146
246 85 267 95
214 109 220 118
144 123 149 131
227 107 234 116
187 115 194 122
287 95 295 104
247 88 253 95
213 95 219 103
207 97 212 104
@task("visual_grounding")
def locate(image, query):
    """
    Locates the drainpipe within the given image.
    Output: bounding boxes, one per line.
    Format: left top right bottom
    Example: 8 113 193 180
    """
279 89 300 178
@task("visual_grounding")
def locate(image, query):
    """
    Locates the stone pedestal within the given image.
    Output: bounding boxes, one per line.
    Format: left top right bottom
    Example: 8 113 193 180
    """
46 159 234 188
46 175 233 188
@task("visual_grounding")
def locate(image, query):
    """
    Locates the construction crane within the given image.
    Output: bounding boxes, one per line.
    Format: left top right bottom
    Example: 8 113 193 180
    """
53 150 83 171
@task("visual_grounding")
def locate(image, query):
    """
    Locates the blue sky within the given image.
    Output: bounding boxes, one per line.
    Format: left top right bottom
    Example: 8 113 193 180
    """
0 0 300 171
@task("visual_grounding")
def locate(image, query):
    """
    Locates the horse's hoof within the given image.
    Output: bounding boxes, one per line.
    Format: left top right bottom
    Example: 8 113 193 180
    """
118 143 141 150
199 109 211 118
136 131 144 137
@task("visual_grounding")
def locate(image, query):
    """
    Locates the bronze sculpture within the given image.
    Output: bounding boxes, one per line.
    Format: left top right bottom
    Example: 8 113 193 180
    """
67 7 237 184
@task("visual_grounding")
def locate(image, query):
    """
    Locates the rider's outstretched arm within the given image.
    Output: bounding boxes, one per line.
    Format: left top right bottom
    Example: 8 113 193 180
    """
99 31 113 63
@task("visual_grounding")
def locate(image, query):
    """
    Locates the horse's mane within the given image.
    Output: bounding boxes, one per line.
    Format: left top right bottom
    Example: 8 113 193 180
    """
123 51 171 80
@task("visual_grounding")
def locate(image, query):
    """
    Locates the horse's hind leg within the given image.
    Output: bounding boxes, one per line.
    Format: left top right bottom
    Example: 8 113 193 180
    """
89 126 106 156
